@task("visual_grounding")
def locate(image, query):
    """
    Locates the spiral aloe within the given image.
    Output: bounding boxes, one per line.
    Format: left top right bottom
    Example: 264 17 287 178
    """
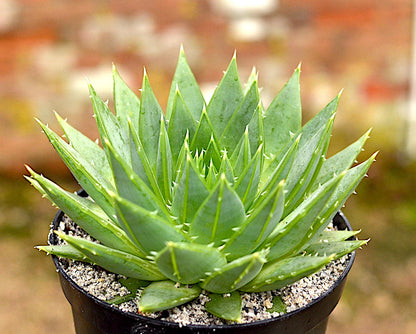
28 48 375 322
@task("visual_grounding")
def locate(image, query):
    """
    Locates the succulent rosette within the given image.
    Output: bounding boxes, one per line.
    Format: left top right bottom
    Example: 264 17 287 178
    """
27 48 375 321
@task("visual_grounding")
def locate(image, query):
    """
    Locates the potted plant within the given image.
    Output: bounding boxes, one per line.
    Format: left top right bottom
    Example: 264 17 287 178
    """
27 47 375 334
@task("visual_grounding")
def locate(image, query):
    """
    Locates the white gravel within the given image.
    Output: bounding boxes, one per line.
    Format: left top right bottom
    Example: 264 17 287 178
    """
55 215 349 326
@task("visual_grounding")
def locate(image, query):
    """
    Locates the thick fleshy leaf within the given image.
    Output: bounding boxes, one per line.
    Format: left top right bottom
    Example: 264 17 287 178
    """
112 65 141 133
267 295 287 314
27 168 143 256
190 108 218 154
128 121 164 203
112 194 187 254
138 281 201 313
304 240 368 260
105 138 169 219
233 144 263 209
220 80 260 154
218 151 234 186
230 128 252 178
155 242 227 284
139 71 163 169
264 172 343 261
205 160 219 189
36 120 116 219
304 153 377 246
167 90 197 164
311 129 372 190
204 135 222 171
282 95 340 204
166 47 205 120
244 67 257 94
55 112 113 183
241 255 334 292
205 292 242 322
201 251 267 293
223 180 285 260
89 84 131 166
247 104 264 155
207 55 244 138
106 277 151 305
189 174 245 247
317 230 360 242
258 135 300 202
171 153 210 225
283 114 334 215
36 244 89 262
263 66 301 157
156 117 173 201
57 232 165 281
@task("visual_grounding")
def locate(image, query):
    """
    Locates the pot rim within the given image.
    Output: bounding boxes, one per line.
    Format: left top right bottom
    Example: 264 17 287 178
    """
50 209 355 330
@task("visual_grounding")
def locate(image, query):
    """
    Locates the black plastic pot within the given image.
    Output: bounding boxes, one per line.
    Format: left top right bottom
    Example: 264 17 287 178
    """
50 208 356 334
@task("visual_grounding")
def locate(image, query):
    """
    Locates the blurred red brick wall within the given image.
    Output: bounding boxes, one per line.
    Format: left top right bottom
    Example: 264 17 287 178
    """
0 0 412 176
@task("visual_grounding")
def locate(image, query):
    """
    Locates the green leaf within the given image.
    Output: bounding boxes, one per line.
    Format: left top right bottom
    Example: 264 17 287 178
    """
283 114 334 215
247 104 264 155
223 180 285 260
205 292 242 322
106 278 148 305
107 294 136 305
166 47 205 120
201 251 267 293
267 295 287 314
138 281 201 313
155 242 227 284
311 129 372 190
233 144 263 209
301 93 341 143
258 135 300 201
112 194 187 254
264 172 343 261
207 55 244 138
240 255 334 292
263 66 301 157
204 135 222 171
206 160 219 189
36 244 89 262
156 116 173 201
217 151 234 186
57 232 166 281
304 153 377 245
55 112 113 184
112 65 141 134
128 120 165 203
190 174 246 247
27 168 143 256
171 153 210 225
317 230 360 243
167 90 197 164
89 84 131 166
304 240 368 260
230 127 252 177
119 277 150 290
105 137 169 219
139 70 163 169
36 120 116 219
244 67 257 94
220 80 260 155
190 108 218 154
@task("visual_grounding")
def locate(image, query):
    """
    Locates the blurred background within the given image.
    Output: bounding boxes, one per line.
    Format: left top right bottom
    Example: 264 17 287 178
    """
0 0 415 333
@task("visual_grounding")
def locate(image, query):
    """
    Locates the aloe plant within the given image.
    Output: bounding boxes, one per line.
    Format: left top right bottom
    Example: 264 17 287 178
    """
27 48 375 322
